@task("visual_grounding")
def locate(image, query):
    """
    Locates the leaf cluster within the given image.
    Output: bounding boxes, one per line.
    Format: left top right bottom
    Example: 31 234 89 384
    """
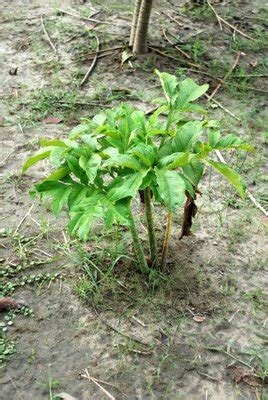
23 70 253 242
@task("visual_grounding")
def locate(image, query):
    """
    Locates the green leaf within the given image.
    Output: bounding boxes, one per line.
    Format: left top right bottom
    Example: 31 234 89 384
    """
172 121 203 152
129 144 155 167
104 199 131 228
215 134 254 152
22 148 53 172
104 154 141 171
76 206 103 240
92 113 106 126
182 156 204 186
66 154 87 182
49 147 68 167
79 153 102 183
175 78 209 108
158 152 189 169
40 139 67 147
205 159 246 198
68 183 91 210
108 170 148 202
69 124 91 139
208 130 221 147
44 166 70 181
35 180 71 216
155 69 178 101
155 169 186 211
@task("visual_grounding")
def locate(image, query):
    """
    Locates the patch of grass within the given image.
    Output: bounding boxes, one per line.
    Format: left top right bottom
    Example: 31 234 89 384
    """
243 288 265 311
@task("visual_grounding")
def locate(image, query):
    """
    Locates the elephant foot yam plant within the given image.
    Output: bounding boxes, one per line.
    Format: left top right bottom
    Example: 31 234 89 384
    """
23 70 253 275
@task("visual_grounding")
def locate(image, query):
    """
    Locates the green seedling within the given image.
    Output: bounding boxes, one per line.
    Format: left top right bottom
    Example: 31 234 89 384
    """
23 70 253 275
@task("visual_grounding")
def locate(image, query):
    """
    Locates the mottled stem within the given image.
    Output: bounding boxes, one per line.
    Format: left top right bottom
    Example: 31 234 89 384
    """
144 187 159 268
160 212 172 270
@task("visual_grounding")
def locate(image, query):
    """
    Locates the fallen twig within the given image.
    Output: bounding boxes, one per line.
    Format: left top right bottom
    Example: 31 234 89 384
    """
40 14 58 56
57 8 112 25
148 46 200 69
14 202 36 234
81 369 115 400
208 346 255 371
197 370 221 383
80 35 99 87
81 371 127 398
207 1 222 30
207 2 256 41
87 45 126 57
228 309 240 323
215 150 268 217
161 11 184 27
162 29 191 60
0 150 14 167
205 94 241 121
207 52 241 101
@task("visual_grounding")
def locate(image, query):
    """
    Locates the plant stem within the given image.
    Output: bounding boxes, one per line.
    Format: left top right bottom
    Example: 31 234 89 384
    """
128 205 150 274
160 212 172 270
144 187 159 268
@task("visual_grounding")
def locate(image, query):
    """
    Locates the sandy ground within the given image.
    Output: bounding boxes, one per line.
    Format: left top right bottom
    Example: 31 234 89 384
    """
0 0 267 399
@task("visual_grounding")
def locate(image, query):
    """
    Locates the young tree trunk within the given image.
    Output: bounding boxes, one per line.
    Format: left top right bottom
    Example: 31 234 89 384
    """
133 0 153 54
129 0 142 46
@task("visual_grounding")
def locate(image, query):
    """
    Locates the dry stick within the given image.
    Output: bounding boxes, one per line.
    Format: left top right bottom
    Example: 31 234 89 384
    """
205 94 240 121
87 45 126 57
81 371 127 397
57 8 112 25
215 150 268 217
207 51 241 101
82 369 115 400
162 28 191 60
148 45 200 69
207 2 256 41
6 374 24 400
197 370 221 383
161 11 184 27
207 0 222 30
14 202 36 234
40 14 58 56
0 150 14 167
80 35 100 87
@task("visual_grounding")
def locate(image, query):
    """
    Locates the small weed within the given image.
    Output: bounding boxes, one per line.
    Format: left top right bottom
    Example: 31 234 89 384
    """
243 288 265 311
0 334 15 364
39 375 61 400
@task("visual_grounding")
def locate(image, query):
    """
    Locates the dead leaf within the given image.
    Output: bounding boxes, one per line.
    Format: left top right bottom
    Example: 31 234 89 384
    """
43 117 63 124
193 316 205 323
228 365 261 387
250 60 258 68
179 192 197 240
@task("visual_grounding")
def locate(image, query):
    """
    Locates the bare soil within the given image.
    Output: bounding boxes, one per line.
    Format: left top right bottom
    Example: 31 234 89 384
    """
0 1 267 399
